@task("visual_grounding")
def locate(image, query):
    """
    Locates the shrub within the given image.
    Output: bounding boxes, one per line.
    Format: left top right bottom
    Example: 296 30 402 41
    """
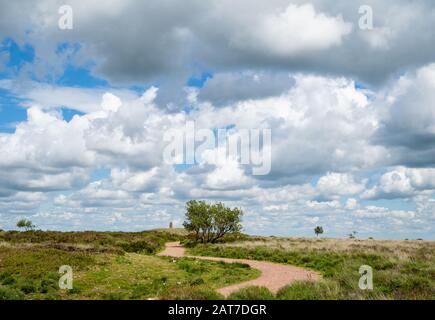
0 285 25 300
0 272 16 285
116 239 159 254
188 277 205 286
39 278 58 294
17 278 37 294
130 284 154 299
277 281 324 300
160 286 224 300
102 292 127 300
177 259 206 274
0 230 182 255
228 286 275 300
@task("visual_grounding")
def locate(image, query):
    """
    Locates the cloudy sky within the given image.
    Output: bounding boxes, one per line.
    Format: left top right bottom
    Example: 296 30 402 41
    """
0 0 434 239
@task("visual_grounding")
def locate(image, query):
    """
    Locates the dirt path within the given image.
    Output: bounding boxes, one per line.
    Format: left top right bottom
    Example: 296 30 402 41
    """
157 242 319 297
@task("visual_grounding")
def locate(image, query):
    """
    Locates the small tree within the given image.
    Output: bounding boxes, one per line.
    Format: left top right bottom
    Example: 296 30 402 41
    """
183 200 242 243
16 219 35 231
169 221 173 229
348 230 357 239
314 226 324 237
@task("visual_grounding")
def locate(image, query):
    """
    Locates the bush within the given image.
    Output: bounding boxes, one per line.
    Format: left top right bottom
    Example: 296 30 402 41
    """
39 278 58 294
0 272 16 285
0 285 25 300
277 281 324 300
130 284 154 299
228 286 275 300
129 276 169 298
117 239 160 254
17 278 37 294
102 292 127 300
0 230 182 255
177 259 206 274
188 277 205 286
180 238 199 248
161 286 224 300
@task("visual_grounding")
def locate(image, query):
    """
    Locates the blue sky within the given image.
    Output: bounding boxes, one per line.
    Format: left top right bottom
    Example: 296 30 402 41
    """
0 0 434 239
0 39 33 131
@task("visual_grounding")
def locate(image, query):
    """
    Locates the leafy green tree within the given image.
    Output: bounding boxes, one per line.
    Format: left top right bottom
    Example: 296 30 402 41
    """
16 219 35 231
183 200 211 242
16 219 26 229
183 200 242 243
314 226 324 237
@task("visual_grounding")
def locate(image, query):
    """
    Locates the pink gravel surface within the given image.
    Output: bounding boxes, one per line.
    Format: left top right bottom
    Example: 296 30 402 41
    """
157 241 320 297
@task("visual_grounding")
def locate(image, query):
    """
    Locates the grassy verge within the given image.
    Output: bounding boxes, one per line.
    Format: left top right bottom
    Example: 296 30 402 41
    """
188 238 435 300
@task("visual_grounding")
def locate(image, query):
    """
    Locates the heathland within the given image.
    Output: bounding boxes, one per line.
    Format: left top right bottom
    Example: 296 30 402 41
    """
0 229 433 300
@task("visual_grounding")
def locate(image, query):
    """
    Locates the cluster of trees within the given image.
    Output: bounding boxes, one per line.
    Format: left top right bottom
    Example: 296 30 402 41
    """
16 219 35 231
348 231 358 239
314 226 324 237
183 200 242 243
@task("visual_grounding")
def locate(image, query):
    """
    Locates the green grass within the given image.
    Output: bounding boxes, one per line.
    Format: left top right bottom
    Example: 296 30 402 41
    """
0 240 260 300
276 281 340 300
70 254 259 300
2 230 433 300
228 286 275 300
188 239 435 300
0 229 183 255
0 246 96 299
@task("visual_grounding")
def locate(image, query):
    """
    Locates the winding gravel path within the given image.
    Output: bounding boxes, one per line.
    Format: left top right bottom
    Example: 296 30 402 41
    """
157 241 319 297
